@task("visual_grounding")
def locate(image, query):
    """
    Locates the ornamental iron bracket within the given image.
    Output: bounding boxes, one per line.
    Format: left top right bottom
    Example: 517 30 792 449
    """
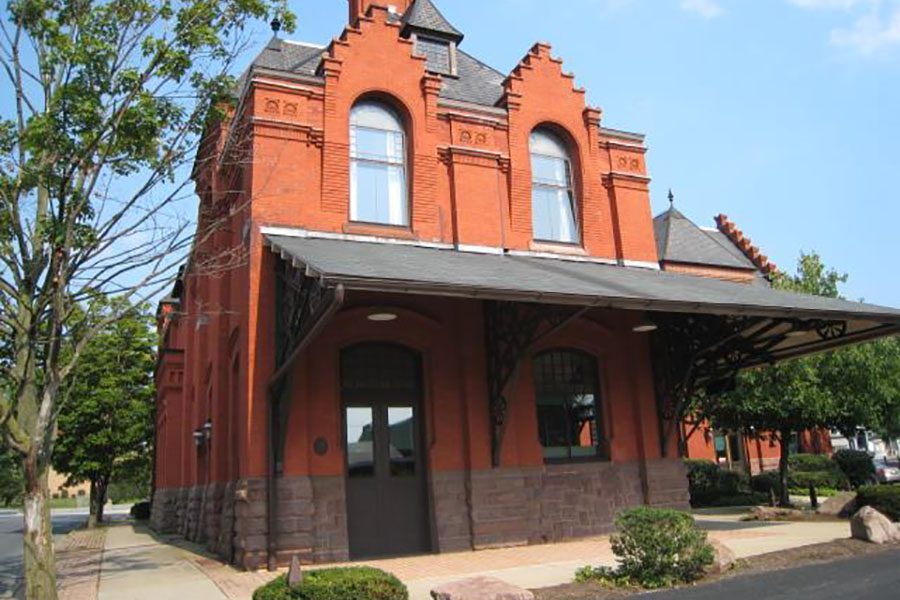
649 313 852 456
484 300 589 467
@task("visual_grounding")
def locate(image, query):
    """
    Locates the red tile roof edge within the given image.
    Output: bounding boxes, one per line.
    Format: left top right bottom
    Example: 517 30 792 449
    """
714 214 779 276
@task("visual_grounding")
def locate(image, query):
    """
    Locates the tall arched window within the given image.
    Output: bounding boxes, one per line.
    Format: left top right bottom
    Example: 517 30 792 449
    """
530 129 578 243
350 101 408 226
533 349 606 461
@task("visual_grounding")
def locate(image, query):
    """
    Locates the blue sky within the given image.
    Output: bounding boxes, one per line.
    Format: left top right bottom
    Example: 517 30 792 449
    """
254 0 900 305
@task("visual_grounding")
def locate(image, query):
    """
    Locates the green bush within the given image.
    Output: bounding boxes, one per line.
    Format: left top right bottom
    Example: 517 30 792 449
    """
856 485 900 522
684 459 751 507
610 507 713 589
832 450 876 488
130 501 151 520
253 568 408 600
750 471 781 495
788 453 834 472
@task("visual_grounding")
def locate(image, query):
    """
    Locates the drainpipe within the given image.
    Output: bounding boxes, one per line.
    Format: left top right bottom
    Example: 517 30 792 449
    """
265 284 345 571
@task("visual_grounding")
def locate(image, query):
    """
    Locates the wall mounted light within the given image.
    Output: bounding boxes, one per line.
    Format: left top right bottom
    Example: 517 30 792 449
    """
202 418 213 444
193 429 205 448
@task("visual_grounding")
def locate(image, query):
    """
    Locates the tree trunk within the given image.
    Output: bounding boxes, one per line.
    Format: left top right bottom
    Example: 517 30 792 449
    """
23 457 57 600
88 478 110 528
778 431 791 508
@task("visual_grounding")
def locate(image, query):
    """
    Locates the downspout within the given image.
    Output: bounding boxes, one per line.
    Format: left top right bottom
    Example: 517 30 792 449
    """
265 284 345 571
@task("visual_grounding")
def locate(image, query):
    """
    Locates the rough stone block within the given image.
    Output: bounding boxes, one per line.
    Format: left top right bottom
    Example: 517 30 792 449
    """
431 577 534 600
851 506 900 544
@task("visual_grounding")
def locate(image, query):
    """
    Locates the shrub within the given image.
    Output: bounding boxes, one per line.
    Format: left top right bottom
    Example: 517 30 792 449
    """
684 459 720 505
856 485 900 522
832 450 876 488
684 459 751 507
253 568 408 600
751 471 781 495
610 507 713 589
788 453 834 472
130 501 151 520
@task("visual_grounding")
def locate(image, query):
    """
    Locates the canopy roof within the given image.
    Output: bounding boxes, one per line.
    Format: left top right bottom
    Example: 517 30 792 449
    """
265 231 898 319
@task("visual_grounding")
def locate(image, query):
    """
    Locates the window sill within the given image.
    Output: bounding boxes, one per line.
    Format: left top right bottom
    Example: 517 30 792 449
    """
343 221 416 239
543 455 611 466
530 240 586 255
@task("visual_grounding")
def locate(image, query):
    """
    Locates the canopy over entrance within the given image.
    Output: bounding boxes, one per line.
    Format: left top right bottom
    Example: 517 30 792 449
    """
263 229 900 462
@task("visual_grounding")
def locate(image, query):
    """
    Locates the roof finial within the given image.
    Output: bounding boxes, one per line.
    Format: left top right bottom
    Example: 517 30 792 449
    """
668 189 675 207
270 16 282 36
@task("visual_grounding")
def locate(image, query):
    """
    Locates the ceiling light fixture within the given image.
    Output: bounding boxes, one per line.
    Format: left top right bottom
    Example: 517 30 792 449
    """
632 321 658 333
367 312 398 322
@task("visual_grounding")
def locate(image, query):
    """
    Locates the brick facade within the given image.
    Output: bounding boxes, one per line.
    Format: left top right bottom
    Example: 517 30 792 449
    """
152 1 695 569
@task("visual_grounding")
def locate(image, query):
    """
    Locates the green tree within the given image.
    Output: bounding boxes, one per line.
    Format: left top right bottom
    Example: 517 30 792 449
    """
0 444 23 506
53 300 155 528
696 253 845 506
0 2 292 597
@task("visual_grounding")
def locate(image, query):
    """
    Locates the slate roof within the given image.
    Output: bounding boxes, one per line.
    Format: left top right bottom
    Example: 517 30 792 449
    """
243 1 506 107
249 38 324 77
401 0 463 39
654 207 756 271
264 233 900 329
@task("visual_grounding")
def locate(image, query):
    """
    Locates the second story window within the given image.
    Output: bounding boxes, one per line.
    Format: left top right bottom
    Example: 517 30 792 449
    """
530 129 578 244
350 101 408 226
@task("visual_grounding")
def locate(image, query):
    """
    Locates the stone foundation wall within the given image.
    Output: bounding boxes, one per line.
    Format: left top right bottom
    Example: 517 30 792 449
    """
151 458 689 568
461 461 649 549
151 475 350 570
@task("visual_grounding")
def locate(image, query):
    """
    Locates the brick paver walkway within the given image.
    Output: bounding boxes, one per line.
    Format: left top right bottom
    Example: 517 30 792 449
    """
57 528 107 600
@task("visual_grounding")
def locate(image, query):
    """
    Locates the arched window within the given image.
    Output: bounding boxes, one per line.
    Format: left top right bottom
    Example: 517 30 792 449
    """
530 129 578 243
350 101 408 226
533 349 605 461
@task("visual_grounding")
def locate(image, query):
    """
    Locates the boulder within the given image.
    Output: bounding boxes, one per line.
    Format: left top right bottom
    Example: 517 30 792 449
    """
850 506 900 544
744 506 801 521
431 577 535 600
817 492 857 518
705 539 737 575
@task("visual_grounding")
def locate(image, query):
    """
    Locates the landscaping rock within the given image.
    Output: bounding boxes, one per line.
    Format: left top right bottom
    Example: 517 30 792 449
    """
850 506 900 544
744 506 802 521
817 492 857 518
705 539 737 575
431 577 535 600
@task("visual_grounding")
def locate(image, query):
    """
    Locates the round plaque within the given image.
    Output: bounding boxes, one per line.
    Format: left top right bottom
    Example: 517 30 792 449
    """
313 437 329 456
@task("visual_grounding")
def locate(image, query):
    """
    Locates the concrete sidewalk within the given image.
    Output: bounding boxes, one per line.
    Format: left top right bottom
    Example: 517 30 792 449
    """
85 512 851 600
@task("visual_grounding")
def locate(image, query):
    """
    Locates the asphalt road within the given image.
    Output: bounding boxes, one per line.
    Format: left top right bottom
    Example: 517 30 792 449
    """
640 548 900 600
0 507 91 599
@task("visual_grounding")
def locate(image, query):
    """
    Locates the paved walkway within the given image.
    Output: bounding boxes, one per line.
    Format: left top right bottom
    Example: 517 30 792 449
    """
56 510 851 600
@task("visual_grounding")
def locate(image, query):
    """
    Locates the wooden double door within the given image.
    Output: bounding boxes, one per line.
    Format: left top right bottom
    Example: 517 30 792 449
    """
342 344 431 559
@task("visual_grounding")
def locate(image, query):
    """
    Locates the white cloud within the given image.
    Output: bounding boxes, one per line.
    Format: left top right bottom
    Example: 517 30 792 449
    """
831 7 900 54
680 0 725 18
788 0 868 9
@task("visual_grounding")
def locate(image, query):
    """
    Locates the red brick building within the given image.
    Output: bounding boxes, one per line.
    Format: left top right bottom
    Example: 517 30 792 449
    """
152 0 900 570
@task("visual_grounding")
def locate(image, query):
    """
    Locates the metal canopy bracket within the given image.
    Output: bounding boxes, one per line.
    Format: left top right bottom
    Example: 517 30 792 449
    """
483 300 588 467
650 313 857 456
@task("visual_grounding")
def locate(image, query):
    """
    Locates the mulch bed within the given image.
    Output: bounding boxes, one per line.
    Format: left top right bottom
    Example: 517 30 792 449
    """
532 538 900 600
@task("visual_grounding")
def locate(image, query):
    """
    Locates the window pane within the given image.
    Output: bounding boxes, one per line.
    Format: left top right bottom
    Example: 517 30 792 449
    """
346 407 374 477
532 187 576 243
533 351 602 460
532 155 568 187
352 128 403 163
388 407 416 477
727 434 742 462
351 162 408 226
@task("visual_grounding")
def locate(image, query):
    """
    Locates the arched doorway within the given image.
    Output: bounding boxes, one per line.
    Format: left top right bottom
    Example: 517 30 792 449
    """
341 343 431 559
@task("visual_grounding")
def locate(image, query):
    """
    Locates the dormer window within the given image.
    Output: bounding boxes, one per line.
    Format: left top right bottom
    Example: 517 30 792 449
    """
350 101 409 227
415 35 456 76
530 129 578 244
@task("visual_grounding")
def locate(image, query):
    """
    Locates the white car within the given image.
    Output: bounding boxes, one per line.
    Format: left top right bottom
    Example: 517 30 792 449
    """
873 458 900 484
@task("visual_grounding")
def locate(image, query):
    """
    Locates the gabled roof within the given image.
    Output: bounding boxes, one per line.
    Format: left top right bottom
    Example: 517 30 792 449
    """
654 207 756 271
401 0 463 40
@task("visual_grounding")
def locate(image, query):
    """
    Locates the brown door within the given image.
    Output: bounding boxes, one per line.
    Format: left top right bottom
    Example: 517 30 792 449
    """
342 344 431 559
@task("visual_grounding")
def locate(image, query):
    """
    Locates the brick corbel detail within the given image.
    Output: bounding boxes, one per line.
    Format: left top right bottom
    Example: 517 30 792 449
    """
715 214 778 275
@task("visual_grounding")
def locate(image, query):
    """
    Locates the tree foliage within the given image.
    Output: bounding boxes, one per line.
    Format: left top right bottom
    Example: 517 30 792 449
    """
695 252 900 505
0 1 292 597
53 299 155 526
